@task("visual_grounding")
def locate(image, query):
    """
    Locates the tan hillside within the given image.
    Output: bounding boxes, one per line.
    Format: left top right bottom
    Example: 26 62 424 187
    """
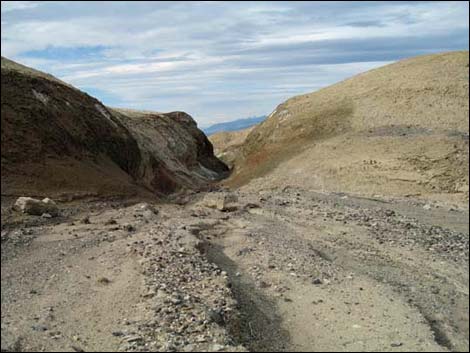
229 51 469 207
1 57 228 199
209 126 255 168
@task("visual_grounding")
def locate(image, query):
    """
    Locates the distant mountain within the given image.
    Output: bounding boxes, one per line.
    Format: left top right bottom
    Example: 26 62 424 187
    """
202 115 266 136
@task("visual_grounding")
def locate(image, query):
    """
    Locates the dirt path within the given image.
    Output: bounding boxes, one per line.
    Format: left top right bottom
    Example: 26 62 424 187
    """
1 205 149 351
1 189 468 352
1 201 245 352
193 188 469 352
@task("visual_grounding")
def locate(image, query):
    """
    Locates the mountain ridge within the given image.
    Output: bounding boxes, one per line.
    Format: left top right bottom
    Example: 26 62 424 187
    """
202 115 266 136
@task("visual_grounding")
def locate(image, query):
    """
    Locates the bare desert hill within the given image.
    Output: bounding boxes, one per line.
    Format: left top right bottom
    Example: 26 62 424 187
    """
229 51 469 207
209 126 255 168
1 57 228 200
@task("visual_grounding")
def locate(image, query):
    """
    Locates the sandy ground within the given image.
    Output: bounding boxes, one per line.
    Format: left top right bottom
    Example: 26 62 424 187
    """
1 188 468 352
227 128 469 210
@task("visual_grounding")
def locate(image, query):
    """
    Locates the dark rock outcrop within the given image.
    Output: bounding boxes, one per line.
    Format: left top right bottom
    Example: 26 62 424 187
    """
1 57 228 198
112 109 229 195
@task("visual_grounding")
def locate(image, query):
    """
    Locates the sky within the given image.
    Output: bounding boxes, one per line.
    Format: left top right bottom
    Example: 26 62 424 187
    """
1 1 469 127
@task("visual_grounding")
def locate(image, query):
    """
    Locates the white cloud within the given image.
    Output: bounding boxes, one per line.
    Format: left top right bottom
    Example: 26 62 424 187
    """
1 1 40 13
1 1 468 125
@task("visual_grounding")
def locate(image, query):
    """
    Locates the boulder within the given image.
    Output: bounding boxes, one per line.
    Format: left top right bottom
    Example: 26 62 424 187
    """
200 193 238 211
137 203 159 215
135 203 159 220
13 197 59 216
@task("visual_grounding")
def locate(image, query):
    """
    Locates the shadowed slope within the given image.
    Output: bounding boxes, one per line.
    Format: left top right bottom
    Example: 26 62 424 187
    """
1 57 228 199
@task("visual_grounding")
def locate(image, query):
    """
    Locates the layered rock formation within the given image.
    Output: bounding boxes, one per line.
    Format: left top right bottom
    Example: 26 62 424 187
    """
1 57 228 199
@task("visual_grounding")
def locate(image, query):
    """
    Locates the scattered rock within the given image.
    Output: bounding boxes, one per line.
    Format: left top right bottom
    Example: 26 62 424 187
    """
200 192 238 211
31 324 48 332
81 216 91 224
124 224 136 232
105 218 117 225
138 203 159 215
143 290 156 298
207 308 225 325
211 344 225 351
259 281 270 288
1 336 23 352
13 197 59 216
97 277 111 285
125 335 143 343
244 203 260 209
312 278 323 285
391 342 403 347
171 296 183 305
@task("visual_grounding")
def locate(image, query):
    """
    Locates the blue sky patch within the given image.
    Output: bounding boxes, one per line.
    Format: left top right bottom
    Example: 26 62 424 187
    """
22 45 108 61
79 86 123 107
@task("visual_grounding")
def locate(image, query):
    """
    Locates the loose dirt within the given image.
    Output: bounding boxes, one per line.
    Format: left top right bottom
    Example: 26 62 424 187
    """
2 187 468 352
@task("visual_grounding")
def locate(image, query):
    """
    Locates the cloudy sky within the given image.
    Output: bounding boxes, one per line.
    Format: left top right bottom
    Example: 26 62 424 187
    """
1 1 468 126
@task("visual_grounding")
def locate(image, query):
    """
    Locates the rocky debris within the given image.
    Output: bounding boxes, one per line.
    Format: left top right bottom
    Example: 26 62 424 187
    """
0 227 36 246
1 189 468 352
117 219 246 352
243 203 260 210
124 224 136 232
200 188 470 351
200 193 238 211
13 197 59 216
31 324 48 332
318 200 468 262
0 335 23 352
81 216 91 224
133 203 159 221
97 277 111 285
312 278 323 285
105 218 117 225
137 203 159 215
259 186 469 263
207 308 225 325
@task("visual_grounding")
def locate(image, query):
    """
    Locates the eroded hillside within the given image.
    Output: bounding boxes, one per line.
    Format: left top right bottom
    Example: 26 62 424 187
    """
1 57 228 200
209 126 255 168
229 51 469 208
